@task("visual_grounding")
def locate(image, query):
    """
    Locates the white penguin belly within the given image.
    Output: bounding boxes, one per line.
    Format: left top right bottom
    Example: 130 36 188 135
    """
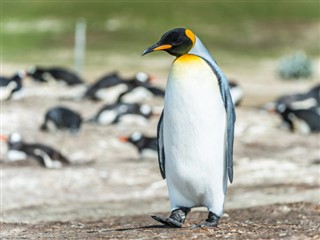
96 84 128 102
163 54 227 212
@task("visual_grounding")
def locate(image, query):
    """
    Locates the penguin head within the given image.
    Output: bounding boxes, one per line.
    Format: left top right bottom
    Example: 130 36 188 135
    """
135 72 149 83
8 132 23 144
129 132 143 143
139 104 152 118
6 133 24 149
118 132 142 144
142 28 196 57
26 66 37 76
16 70 26 80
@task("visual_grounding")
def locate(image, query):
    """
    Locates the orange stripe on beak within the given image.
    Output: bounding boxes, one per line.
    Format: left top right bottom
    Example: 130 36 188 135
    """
153 44 172 51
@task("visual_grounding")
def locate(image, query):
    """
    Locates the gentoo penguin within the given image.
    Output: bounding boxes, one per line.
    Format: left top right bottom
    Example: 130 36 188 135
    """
0 133 69 168
41 106 82 134
142 28 236 227
83 72 154 102
265 84 320 112
264 84 320 133
0 70 25 100
116 82 165 103
229 81 244 106
276 105 320 133
119 132 157 158
27 66 84 85
90 102 153 125
83 72 123 101
116 72 164 103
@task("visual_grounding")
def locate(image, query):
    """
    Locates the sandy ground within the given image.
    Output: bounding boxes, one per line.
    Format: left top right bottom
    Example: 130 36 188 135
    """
1 59 319 239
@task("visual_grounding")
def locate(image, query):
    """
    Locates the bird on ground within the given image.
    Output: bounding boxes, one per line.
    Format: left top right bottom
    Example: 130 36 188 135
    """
264 84 320 112
27 66 84 86
264 84 320 133
116 83 165 103
83 71 163 103
142 28 236 228
41 106 82 134
116 81 165 103
0 133 70 168
115 72 164 103
89 102 153 125
275 105 320 133
82 72 123 101
0 70 25 100
119 132 157 158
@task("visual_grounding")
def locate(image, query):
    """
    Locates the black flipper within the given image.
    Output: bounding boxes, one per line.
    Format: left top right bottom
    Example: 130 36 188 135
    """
156 110 165 179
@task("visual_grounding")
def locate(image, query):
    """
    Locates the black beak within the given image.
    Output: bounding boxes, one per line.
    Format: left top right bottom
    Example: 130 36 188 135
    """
142 43 158 56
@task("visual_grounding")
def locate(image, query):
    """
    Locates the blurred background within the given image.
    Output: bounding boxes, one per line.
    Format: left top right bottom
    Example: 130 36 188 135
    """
1 1 319 224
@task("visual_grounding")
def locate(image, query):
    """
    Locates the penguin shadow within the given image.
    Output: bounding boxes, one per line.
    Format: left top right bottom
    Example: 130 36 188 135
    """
102 224 175 232
103 215 200 232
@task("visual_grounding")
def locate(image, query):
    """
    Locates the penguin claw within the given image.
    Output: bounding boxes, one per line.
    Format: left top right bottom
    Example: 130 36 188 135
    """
150 214 182 228
191 221 219 228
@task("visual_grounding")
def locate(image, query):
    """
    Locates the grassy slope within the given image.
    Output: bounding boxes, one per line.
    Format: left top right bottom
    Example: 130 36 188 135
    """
1 1 319 64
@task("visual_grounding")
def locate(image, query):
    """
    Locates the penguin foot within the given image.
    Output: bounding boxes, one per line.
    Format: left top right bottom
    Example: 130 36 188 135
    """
151 215 182 228
192 212 220 228
151 208 190 228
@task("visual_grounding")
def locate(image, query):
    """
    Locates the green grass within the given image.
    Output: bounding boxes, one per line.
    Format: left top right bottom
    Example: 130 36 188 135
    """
1 1 319 63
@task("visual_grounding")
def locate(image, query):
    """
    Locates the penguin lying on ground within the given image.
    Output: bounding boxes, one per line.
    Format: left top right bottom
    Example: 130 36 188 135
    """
265 84 320 111
116 82 165 103
115 73 165 103
41 106 82 134
83 71 163 103
275 105 320 133
264 84 320 133
89 102 153 125
0 133 70 168
27 66 84 86
119 132 157 158
142 28 236 228
82 72 123 101
0 70 25 100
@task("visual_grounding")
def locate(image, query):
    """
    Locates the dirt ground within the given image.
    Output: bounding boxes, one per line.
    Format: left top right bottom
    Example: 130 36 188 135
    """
1 59 319 239
1 202 319 240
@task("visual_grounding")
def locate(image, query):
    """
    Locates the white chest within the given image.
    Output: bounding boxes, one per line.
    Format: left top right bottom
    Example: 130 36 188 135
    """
164 55 226 147
163 54 227 195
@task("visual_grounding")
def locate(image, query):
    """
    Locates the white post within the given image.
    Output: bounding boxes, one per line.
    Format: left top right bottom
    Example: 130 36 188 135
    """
74 18 86 76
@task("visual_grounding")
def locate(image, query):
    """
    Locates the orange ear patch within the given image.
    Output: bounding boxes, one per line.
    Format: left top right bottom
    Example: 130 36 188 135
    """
185 29 196 47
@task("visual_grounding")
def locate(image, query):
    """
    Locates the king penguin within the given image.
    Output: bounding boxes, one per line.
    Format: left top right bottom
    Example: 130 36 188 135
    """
142 28 236 228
